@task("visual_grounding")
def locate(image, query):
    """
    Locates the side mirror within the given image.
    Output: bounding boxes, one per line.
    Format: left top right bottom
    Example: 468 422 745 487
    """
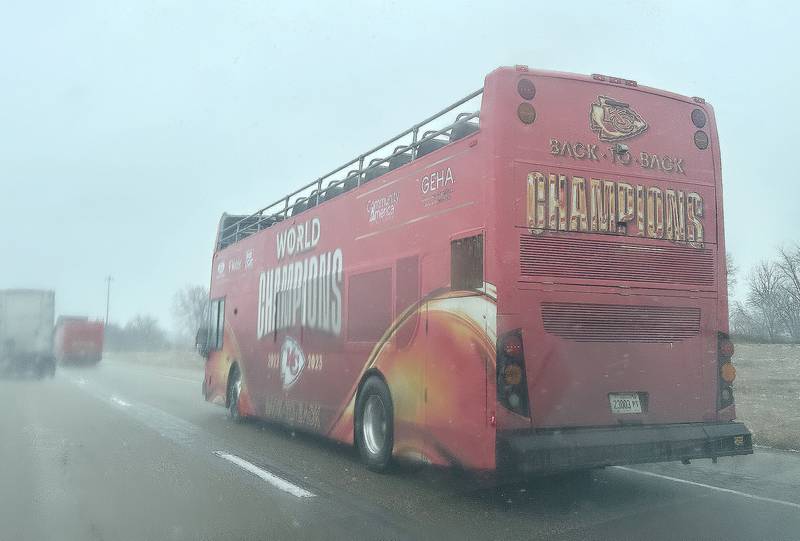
195 327 210 359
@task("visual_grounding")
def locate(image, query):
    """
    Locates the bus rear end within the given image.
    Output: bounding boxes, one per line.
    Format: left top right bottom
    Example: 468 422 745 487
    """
484 66 752 473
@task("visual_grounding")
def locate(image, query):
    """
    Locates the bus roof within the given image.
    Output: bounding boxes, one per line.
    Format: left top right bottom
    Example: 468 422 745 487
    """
216 87 483 252
507 65 708 106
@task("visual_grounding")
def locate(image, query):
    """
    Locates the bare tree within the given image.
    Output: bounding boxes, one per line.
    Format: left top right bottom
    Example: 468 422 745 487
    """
775 245 800 340
127 315 170 350
726 251 738 293
172 285 209 343
106 315 170 351
729 301 757 338
747 261 784 341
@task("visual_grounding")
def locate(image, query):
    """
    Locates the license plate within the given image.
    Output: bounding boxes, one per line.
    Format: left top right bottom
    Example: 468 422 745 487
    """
609 393 642 414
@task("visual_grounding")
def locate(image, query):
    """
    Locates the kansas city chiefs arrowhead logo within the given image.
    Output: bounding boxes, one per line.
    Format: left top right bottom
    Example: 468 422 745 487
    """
589 96 648 142
280 336 306 390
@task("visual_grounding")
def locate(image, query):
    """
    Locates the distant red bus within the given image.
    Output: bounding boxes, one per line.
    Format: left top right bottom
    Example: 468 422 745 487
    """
202 66 751 473
54 316 104 365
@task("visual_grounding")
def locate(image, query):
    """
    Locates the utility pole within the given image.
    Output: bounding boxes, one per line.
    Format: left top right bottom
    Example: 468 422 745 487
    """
105 275 113 326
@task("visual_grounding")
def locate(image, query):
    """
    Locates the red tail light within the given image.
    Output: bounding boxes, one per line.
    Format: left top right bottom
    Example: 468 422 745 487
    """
718 336 734 358
497 330 530 417
502 334 523 359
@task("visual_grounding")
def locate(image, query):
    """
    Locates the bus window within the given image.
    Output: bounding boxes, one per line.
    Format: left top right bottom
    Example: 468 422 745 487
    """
451 234 483 291
208 298 224 350
347 268 392 342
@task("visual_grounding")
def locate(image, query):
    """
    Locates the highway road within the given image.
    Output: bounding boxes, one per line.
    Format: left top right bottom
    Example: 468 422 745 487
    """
2 360 799 541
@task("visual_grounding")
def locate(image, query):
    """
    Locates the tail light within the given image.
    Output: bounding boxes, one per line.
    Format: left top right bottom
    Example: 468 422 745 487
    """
718 332 736 409
497 330 530 416
720 362 736 384
718 335 734 358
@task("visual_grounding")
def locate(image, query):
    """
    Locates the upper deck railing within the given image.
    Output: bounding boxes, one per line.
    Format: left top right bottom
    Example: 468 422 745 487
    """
216 88 484 251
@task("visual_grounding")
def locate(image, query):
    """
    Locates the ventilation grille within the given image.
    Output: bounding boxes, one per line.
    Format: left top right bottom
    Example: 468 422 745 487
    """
520 235 716 288
541 302 701 343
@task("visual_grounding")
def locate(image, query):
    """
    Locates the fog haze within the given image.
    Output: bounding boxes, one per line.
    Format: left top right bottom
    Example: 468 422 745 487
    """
1 0 796 329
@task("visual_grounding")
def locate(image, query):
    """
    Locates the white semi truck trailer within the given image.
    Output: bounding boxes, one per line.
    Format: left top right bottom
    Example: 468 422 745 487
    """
0 289 56 378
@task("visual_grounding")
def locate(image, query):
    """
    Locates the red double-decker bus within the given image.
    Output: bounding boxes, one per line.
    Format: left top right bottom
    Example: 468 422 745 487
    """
201 66 752 474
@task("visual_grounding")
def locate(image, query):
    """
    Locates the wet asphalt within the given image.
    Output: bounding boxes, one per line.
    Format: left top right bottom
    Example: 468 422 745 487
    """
1 360 799 541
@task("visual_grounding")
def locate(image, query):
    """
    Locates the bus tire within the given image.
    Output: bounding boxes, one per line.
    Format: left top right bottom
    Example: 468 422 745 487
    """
227 366 243 423
355 376 394 472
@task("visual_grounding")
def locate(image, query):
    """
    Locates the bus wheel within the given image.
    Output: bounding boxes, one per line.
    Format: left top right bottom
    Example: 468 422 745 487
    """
227 367 243 422
355 376 394 472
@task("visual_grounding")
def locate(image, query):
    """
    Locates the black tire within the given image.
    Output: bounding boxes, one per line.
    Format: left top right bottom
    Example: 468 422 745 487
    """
355 376 394 472
227 367 244 422
35 357 53 380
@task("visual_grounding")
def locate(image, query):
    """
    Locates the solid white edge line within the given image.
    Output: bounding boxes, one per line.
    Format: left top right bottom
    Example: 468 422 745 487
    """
754 444 800 454
214 451 315 498
614 466 800 510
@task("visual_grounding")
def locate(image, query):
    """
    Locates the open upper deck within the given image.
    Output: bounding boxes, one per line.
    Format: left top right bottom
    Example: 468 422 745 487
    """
215 65 719 252
216 88 483 251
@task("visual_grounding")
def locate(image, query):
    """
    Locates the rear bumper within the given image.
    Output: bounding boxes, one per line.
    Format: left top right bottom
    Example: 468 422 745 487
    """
497 422 753 474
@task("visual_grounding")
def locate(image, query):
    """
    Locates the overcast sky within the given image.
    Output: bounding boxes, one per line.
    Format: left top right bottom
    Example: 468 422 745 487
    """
1 0 797 331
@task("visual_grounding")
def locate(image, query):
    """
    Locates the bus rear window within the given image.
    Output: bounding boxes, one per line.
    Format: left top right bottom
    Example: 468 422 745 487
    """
451 234 483 291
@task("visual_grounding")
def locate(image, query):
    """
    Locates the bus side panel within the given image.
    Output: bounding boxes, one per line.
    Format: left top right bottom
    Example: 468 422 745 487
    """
208 132 495 469
423 293 497 469
325 290 497 469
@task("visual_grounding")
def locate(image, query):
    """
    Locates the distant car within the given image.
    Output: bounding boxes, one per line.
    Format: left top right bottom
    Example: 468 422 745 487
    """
54 316 104 366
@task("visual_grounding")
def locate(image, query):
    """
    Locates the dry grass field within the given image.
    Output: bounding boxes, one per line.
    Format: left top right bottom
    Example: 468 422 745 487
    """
733 343 800 451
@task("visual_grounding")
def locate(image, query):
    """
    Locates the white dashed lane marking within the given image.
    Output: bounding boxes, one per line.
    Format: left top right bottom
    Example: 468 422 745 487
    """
214 451 315 498
68 376 315 500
